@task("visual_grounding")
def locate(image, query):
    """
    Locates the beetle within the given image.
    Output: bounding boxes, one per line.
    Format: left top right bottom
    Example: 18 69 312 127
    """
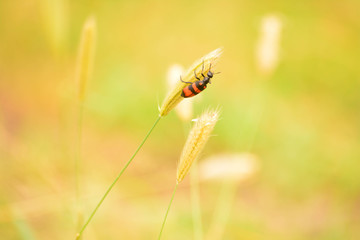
180 63 218 98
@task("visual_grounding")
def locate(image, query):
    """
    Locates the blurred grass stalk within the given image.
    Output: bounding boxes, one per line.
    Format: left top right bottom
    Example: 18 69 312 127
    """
246 14 282 149
201 153 259 240
208 180 238 240
74 16 97 235
207 14 282 240
158 109 220 240
190 162 203 240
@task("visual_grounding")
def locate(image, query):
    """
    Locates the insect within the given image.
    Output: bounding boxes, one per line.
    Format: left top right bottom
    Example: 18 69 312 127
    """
180 63 219 98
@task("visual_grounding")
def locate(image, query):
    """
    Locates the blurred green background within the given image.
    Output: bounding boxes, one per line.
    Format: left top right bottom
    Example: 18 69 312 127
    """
1 0 360 239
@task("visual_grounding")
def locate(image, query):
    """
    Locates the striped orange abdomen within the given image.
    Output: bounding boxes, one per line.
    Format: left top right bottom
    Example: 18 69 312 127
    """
181 81 207 98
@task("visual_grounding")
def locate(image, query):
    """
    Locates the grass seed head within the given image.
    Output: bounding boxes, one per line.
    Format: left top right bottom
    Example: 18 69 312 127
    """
159 48 223 117
176 108 220 183
76 16 96 102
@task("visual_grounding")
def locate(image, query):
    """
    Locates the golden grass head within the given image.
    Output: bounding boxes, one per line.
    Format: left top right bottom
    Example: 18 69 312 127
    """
176 108 220 183
159 48 223 117
76 16 97 102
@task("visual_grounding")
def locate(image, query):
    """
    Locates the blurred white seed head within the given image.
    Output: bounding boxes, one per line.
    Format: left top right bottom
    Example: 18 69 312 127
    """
256 15 282 75
199 153 259 181
166 64 193 122
176 109 220 183
167 64 184 87
160 48 223 117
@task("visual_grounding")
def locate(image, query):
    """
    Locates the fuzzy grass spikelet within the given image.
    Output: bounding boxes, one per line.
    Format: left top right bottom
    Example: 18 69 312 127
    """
159 48 223 117
177 109 220 183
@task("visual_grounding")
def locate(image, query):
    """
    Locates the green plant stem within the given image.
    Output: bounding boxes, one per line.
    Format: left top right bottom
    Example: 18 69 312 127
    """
76 116 162 240
158 183 178 240
190 162 203 240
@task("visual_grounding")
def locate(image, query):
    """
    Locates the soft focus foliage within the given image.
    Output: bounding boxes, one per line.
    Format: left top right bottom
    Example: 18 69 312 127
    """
199 153 259 181
0 0 359 239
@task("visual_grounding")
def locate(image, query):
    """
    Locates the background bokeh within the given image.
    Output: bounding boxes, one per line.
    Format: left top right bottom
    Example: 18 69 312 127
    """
1 0 360 239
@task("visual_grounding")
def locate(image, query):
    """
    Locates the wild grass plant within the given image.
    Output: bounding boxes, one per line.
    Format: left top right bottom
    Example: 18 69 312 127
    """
158 109 220 240
76 48 223 239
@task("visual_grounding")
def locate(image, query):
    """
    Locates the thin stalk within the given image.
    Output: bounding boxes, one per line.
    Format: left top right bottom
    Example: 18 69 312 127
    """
75 102 83 202
207 180 237 240
207 78 269 240
75 101 84 234
158 183 178 240
244 78 267 151
182 121 203 239
190 162 203 240
76 116 162 240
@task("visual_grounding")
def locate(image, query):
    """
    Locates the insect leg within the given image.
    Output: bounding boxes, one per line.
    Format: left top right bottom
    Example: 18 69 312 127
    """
194 69 201 80
201 60 206 78
180 76 192 84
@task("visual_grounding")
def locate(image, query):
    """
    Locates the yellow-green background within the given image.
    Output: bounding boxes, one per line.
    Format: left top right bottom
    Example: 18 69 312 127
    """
1 0 359 239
